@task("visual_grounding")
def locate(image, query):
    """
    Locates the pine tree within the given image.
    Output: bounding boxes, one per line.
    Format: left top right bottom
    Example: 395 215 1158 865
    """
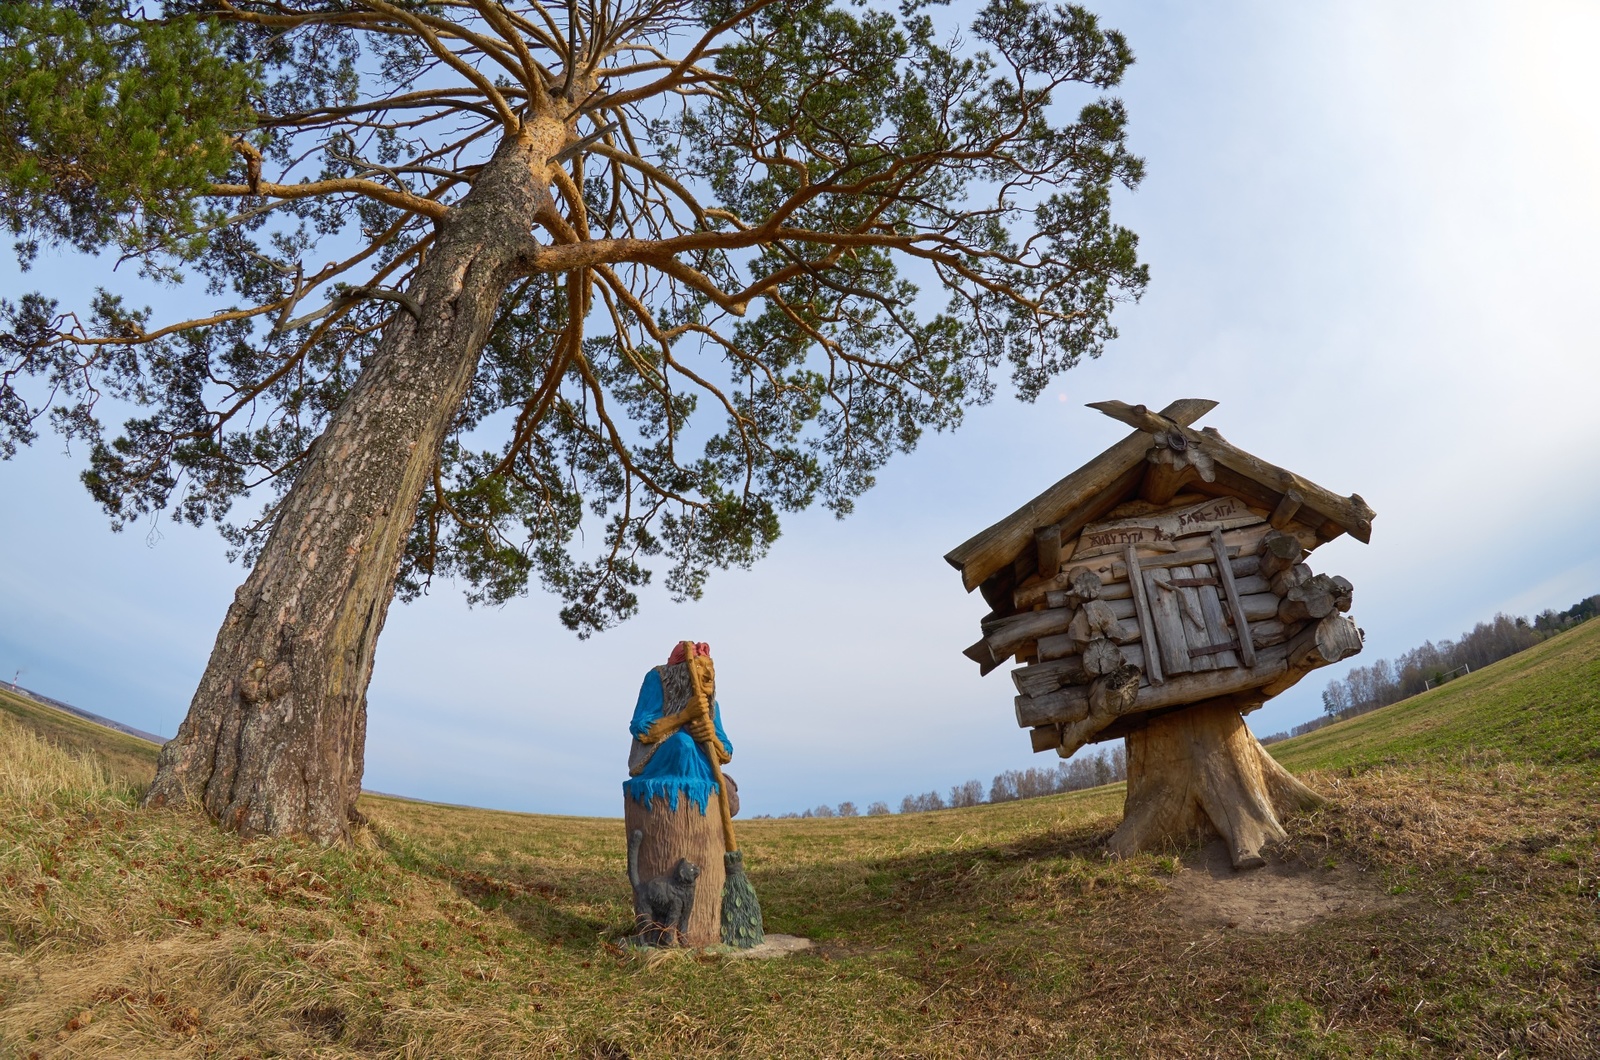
2 0 1147 842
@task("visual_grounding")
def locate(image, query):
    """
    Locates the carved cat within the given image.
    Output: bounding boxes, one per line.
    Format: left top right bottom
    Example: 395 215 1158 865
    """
627 828 699 947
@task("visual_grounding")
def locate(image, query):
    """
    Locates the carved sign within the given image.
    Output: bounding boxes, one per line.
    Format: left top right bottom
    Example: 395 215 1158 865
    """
1072 496 1263 561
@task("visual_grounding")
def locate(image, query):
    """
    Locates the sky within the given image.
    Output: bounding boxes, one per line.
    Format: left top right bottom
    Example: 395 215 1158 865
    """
3 1 1598 818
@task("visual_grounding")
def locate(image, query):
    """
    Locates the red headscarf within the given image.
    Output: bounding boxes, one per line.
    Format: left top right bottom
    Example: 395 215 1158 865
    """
667 641 711 666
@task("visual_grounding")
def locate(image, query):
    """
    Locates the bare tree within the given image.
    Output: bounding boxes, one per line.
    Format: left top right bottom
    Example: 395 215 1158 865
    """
948 778 984 807
900 790 945 813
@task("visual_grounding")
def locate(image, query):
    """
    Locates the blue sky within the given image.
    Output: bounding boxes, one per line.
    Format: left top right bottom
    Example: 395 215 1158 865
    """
4 1 1598 817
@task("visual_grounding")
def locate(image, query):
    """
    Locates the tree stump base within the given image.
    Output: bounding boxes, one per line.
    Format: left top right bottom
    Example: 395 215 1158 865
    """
624 793 725 947
1108 699 1322 869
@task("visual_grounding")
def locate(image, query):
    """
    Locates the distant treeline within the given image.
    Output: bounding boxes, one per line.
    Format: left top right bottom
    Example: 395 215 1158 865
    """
754 746 1128 819
758 593 1596 815
1260 593 1598 744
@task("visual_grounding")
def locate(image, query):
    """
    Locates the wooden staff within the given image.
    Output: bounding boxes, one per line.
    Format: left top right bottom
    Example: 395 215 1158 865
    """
680 641 737 853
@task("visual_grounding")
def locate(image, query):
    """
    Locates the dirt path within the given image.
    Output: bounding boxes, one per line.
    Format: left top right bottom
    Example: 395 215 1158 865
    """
1164 839 1395 932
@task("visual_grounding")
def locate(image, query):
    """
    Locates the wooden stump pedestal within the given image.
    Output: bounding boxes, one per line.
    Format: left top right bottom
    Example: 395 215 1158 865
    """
624 793 725 946
1108 699 1322 869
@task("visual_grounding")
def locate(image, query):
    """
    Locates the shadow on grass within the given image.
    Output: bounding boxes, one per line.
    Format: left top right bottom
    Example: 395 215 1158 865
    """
368 824 617 950
747 819 1127 944
368 804 1133 955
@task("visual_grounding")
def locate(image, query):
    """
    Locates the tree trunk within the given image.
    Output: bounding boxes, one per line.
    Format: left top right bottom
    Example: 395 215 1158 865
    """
143 126 562 843
624 793 726 947
1107 700 1322 869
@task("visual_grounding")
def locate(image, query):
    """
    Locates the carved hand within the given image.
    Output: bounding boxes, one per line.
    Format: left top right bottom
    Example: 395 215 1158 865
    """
686 714 730 761
640 713 683 744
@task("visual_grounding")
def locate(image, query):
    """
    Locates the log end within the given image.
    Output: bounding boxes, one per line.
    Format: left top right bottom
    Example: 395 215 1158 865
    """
1030 725 1062 754
964 638 1003 676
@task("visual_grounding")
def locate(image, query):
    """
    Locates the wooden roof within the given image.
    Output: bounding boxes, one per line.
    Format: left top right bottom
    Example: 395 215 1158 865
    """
944 399 1375 593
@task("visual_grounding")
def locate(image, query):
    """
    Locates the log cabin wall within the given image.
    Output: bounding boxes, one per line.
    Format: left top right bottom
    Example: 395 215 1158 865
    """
951 401 1373 759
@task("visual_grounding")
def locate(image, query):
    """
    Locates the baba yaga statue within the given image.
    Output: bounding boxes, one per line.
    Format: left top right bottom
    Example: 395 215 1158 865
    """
623 641 764 948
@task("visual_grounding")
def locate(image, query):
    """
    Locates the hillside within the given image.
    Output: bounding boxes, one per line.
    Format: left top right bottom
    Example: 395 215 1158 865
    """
1270 618 1600 770
0 685 159 788
1 622 1596 1057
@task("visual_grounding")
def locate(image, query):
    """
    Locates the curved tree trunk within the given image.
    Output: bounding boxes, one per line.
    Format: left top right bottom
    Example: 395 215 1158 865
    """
1107 699 1322 869
143 126 561 843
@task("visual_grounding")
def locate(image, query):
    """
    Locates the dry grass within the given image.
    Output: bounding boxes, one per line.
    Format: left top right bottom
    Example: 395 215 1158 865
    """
0 686 159 790
0 714 126 804
1 624 1598 1056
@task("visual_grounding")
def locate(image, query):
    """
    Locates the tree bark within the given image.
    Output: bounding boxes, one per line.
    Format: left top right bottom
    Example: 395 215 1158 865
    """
1108 699 1321 869
143 126 561 843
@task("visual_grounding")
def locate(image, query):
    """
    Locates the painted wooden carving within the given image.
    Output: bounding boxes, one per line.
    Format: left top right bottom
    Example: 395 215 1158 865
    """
946 400 1376 868
623 641 763 947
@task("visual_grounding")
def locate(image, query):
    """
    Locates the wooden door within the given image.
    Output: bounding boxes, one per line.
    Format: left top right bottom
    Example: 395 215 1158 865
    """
1143 562 1242 677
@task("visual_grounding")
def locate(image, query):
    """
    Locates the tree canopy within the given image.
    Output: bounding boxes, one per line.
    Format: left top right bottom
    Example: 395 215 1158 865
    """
2 0 1147 635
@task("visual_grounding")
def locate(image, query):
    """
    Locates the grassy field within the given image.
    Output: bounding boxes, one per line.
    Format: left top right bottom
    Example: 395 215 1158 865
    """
1 623 1597 1057
1270 624 1600 771
0 686 160 788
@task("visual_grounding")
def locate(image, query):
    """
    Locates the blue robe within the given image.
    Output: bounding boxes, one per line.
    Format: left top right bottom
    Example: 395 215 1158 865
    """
622 668 732 814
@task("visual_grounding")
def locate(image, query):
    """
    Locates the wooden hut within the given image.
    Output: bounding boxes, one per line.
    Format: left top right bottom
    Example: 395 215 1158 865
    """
945 399 1376 867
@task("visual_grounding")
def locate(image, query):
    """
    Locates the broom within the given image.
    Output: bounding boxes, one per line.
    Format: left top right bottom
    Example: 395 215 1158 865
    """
681 642 765 948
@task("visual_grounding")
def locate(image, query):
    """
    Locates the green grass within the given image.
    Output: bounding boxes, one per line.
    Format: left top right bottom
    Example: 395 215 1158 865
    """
1271 619 1600 771
1 622 1597 1057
